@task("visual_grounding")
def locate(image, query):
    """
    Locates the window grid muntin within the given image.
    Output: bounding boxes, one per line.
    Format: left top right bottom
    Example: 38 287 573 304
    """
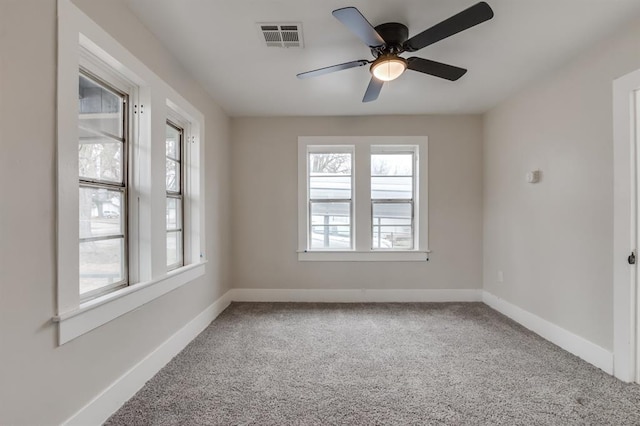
166 120 184 270
307 147 354 250
78 69 129 300
370 149 416 250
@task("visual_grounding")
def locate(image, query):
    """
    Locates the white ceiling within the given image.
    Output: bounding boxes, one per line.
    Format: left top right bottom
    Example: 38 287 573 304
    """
125 0 640 117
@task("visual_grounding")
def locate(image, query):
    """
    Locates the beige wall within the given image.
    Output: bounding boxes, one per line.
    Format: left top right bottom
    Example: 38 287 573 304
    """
230 116 483 290
483 18 640 350
2 0 637 422
0 0 230 424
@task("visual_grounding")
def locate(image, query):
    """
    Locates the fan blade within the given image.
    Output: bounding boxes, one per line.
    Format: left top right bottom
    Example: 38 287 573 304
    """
403 2 494 52
363 77 384 102
332 7 385 48
297 60 369 79
407 57 467 81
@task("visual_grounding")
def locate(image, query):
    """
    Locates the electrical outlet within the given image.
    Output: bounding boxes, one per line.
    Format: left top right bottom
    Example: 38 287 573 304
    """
497 270 504 283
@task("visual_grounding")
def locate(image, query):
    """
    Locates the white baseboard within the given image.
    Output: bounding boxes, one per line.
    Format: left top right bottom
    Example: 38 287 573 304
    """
63 290 233 426
482 291 613 374
230 288 483 303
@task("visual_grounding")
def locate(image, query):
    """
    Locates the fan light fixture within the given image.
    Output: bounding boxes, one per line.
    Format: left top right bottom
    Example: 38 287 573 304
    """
370 55 407 81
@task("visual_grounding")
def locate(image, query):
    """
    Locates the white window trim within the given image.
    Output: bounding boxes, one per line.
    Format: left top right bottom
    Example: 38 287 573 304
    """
55 0 206 344
54 262 206 344
297 136 430 262
166 106 201 271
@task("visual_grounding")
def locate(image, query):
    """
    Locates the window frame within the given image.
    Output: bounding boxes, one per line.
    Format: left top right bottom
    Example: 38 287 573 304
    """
306 145 355 251
78 68 131 300
165 119 185 270
297 136 430 262
370 146 418 251
55 0 206 345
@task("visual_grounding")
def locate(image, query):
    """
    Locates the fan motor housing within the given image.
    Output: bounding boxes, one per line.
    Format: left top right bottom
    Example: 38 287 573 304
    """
374 22 408 51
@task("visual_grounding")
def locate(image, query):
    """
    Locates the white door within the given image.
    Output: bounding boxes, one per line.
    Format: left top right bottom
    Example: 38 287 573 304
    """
636 90 640 384
612 69 640 383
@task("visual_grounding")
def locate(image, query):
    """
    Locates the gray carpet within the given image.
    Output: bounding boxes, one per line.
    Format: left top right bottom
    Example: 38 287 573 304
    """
106 303 640 425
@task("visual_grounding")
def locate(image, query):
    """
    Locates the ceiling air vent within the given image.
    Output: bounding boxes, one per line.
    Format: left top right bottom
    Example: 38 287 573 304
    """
257 23 304 48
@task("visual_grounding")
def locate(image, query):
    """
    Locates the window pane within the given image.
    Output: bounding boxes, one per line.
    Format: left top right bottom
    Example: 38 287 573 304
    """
167 231 183 267
166 123 181 160
79 187 123 239
311 202 350 224
78 134 123 183
372 202 412 223
371 153 413 176
166 197 182 230
79 74 124 138
311 215 350 226
166 121 183 270
372 203 413 249
80 238 124 295
371 176 412 199
309 153 351 174
311 214 350 226
310 226 351 249
166 159 180 192
372 226 413 249
310 175 351 199
310 201 351 249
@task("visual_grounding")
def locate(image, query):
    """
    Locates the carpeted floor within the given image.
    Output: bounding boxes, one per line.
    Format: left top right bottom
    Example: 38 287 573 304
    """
106 302 640 425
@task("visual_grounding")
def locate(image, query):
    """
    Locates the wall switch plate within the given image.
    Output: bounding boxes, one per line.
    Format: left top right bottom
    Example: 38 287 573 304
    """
497 270 504 283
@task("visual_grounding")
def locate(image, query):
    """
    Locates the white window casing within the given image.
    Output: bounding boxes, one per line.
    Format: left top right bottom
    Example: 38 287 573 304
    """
298 136 430 262
55 0 206 344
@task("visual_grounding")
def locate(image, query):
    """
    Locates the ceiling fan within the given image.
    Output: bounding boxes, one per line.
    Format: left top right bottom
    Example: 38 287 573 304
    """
297 2 494 102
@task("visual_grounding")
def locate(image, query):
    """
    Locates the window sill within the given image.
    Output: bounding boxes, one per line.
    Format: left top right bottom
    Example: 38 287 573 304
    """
297 250 430 262
53 261 207 344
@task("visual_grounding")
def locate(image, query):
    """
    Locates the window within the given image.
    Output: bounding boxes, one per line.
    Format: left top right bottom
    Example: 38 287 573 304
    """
78 70 129 299
56 0 206 344
166 121 184 269
308 147 353 250
371 149 415 250
298 136 429 261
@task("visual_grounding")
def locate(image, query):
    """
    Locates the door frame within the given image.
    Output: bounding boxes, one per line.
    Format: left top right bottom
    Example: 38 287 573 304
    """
613 67 640 383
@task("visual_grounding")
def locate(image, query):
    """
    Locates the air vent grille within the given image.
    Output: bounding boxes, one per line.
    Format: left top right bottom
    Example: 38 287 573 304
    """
257 23 304 48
